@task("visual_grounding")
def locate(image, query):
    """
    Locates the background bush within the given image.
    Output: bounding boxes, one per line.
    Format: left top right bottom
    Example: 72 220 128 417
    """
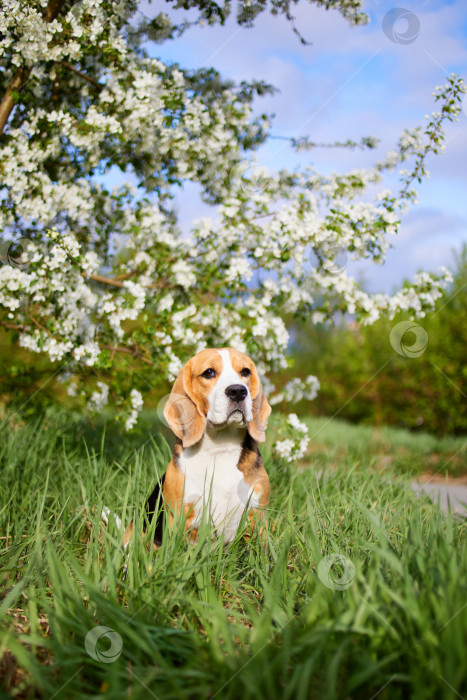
2 248 466 437
283 247 467 436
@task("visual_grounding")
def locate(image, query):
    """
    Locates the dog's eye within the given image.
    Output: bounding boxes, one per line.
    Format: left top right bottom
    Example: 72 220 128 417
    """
201 368 216 379
240 368 251 377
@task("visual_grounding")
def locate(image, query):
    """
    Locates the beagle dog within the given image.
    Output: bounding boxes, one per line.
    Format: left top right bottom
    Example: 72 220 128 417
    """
124 347 271 546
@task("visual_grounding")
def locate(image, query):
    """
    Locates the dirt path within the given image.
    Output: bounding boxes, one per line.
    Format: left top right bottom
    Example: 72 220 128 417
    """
411 482 467 517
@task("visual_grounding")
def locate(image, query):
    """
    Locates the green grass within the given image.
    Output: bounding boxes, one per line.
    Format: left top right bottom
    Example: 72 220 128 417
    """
1 412 467 699
302 416 467 477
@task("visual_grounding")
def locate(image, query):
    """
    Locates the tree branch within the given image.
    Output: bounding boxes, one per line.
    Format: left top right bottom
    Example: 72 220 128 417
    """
85 273 126 288
84 272 174 291
59 61 112 94
0 320 23 331
1 319 153 365
43 0 66 22
99 344 154 365
25 310 54 337
0 67 29 135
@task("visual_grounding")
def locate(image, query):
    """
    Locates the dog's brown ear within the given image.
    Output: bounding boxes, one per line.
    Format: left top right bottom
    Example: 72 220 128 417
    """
163 362 206 447
248 378 271 443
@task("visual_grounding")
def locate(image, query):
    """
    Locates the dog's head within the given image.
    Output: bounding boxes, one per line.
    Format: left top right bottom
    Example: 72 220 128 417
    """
164 348 271 447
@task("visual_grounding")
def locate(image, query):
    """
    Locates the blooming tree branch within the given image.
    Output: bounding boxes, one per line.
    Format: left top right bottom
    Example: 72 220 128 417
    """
0 0 464 438
0 0 66 132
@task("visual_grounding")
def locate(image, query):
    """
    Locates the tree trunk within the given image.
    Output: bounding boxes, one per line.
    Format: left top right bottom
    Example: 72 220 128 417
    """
0 0 66 135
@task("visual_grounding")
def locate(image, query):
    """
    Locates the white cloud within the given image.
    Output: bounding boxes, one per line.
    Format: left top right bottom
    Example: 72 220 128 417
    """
145 0 467 288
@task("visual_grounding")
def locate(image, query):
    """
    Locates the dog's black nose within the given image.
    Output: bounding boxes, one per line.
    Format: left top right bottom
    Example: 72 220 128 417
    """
225 384 248 402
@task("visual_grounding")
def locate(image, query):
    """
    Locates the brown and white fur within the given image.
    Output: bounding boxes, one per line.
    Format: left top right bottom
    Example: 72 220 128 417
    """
123 347 271 547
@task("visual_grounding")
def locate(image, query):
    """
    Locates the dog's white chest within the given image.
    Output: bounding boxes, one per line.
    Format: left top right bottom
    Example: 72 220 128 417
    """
178 431 257 542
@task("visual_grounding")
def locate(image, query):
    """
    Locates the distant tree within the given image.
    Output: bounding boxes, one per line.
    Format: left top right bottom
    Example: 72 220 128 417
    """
289 248 467 436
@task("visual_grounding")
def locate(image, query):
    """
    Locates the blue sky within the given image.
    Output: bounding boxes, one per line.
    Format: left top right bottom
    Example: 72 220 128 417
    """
142 0 467 293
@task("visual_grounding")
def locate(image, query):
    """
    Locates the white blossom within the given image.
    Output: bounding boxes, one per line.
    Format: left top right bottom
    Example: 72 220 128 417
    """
0 1 463 436
89 381 109 412
125 388 144 431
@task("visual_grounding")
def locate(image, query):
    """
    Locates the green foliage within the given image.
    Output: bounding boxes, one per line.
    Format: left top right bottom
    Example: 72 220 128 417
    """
1 412 467 698
287 247 467 436
2 1 463 422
